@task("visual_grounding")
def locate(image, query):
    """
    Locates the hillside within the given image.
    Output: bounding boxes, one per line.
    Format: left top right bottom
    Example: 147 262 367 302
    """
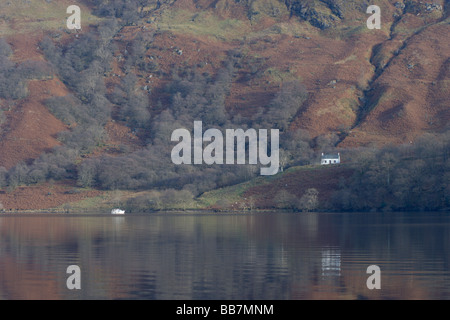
0 0 448 211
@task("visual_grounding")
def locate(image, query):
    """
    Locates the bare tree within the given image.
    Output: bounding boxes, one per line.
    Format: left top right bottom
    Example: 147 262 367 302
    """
299 188 319 212
274 190 297 210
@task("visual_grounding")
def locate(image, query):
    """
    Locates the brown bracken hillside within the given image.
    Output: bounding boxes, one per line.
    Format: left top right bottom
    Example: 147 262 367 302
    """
0 0 448 210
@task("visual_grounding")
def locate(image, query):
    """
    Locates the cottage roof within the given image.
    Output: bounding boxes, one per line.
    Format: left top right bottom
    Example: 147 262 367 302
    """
321 153 340 160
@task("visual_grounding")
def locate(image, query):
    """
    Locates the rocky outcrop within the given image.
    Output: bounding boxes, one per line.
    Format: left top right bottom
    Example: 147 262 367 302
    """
404 1 444 14
284 0 344 29
319 0 345 19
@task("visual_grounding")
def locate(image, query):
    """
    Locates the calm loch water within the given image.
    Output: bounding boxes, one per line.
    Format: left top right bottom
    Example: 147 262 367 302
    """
0 212 449 300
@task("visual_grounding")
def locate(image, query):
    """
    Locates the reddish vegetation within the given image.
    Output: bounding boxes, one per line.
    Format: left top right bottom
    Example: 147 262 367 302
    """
243 166 354 209
0 180 102 211
341 21 450 147
103 120 144 154
0 33 71 170
0 79 69 169
8 33 44 63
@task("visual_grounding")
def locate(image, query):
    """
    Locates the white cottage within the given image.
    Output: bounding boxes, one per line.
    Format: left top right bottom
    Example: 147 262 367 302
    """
321 153 340 165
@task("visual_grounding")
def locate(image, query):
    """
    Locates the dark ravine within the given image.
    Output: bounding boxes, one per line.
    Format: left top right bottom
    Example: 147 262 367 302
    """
348 1 448 135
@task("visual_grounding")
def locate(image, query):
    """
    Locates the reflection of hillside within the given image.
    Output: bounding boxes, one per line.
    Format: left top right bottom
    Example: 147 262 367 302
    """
0 213 449 299
0 256 61 300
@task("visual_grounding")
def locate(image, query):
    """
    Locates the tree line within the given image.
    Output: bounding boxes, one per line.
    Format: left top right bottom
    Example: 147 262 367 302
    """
331 130 450 212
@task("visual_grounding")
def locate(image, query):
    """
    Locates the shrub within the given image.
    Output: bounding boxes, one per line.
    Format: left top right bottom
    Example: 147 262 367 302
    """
298 188 319 212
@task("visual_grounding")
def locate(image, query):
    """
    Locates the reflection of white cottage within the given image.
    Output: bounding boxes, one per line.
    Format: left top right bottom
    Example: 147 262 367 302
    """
321 153 340 165
321 248 341 277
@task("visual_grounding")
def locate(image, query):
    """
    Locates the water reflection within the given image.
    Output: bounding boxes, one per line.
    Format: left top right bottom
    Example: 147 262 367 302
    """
0 212 449 299
321 248 341 277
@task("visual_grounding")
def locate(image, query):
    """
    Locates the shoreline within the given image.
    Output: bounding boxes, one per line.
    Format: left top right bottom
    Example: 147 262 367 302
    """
1 208 449 215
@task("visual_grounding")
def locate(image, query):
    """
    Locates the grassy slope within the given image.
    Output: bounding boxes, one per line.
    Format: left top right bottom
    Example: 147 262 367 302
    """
0 0 100 37
197 164 354 211
59 164 351 213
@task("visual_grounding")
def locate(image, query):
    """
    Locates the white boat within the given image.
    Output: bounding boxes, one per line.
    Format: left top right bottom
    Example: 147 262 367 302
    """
111 208 125 215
